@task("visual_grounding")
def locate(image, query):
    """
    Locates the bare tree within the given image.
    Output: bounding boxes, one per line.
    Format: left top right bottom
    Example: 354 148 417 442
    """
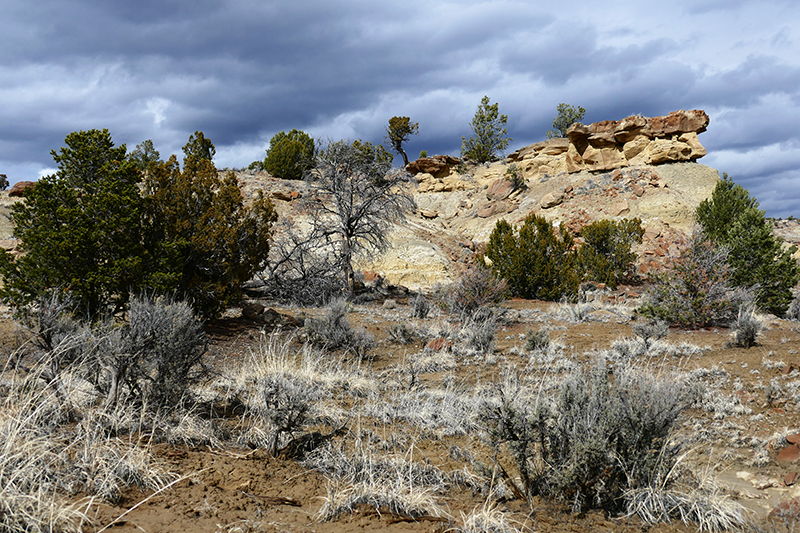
305 139 416 293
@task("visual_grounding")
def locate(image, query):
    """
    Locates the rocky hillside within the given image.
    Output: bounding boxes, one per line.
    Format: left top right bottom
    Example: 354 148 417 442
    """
2 109 798 292
253 110 765 290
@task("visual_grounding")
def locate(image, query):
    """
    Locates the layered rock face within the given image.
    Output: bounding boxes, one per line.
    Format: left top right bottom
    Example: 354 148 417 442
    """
565 109 709 172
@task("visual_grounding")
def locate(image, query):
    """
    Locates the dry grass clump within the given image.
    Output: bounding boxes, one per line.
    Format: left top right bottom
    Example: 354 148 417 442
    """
310 441 448 521
0 376 175 533
457 502 528 533
625 476 750 533
729 305 764 348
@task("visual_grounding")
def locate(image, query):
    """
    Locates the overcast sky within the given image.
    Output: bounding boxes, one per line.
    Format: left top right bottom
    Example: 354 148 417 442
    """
2 0 799 217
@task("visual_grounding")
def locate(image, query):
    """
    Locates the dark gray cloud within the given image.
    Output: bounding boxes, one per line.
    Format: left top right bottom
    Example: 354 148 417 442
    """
2 0 800 217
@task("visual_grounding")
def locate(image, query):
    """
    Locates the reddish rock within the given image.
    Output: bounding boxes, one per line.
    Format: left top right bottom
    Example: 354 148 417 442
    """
406 155 460 178
788 434 800 444
770 498 800 522
777 444 800 461
272 190 300 202
426 338 452 352
785 472 798 486
476 201 509 218
8 181 36 197
486 178 514 200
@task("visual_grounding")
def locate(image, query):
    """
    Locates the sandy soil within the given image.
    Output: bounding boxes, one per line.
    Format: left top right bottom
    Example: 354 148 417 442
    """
16 294 789 533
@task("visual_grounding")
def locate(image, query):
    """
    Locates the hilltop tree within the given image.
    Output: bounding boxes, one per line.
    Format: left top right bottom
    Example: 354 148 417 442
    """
264 129 315 180
0 129 146 316
129 139 162 171
547 103 586 138
461 96 512 163
182 131 215 165
305 139 415 292
385 116 419 166
695 174 799 316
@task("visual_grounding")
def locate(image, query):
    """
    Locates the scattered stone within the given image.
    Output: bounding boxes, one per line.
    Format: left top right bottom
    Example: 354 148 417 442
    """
540 191 565 209
751 475 778 490
787 434 800 445
241 302 265 319
608 199 630 216
786 472 799 486
426 338 452 352
777 444 800 462
421 209 439 219
486 178 514 200
476 200 509 218
383 299 397 309
272 190 301 201
770 498 800 522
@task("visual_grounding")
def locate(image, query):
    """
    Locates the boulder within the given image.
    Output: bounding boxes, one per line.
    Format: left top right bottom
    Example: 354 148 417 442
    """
540 191 565 209
486 178 514 200
9 181 36 197
406 155 461 178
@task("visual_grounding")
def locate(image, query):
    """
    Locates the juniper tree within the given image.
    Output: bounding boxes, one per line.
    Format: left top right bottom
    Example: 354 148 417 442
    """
385 116 419 166
696 174 799 315
0 129 146 316
264 129 315 180
546 103 586 138
461 96 512 163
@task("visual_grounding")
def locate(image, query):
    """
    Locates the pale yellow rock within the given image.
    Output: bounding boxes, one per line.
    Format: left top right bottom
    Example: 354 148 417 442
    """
679 132 707 159
647 139 692 164
623 135 650 160
541 191 566 209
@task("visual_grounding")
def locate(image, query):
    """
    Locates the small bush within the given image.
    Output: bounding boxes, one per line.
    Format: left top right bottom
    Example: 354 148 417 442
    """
787 292 800 321
632 319 669 351
481 362 693 513
418 150 428 159
577 218 644 288
504 164 525 191
486 213 578 301
387 324 417 345
639 233 755 328
122 295 207 407
730 305 763 348
525 328 550 352
411 293 431 319
259 374 314 455
435 266 507 315
305 299 373 357
459 307 498 354
264 129 315 180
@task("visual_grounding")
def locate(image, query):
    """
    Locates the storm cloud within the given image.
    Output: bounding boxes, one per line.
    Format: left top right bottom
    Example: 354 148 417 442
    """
2 0 799 216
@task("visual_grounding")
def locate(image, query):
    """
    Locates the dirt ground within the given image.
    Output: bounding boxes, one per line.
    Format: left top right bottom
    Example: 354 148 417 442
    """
9 291 778 533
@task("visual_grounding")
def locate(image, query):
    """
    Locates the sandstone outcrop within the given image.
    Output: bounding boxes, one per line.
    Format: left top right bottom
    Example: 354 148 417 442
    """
405 155 460 178
9 181 36 197
565 109 709 173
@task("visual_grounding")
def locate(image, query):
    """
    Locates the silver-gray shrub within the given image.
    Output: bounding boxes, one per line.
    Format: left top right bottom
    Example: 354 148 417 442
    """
729 304 763 348
116 295 207 408
304 299 373 357
525 328 550 352
259 374 315 455
481 361 694 514
459 307 498 354
17 293 207 411
411 293 431 319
